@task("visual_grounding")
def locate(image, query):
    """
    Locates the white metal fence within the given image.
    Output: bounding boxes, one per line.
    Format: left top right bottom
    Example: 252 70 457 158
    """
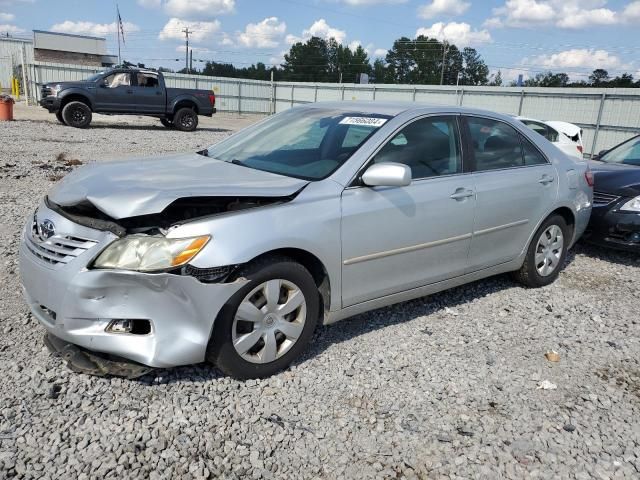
22 61 640 156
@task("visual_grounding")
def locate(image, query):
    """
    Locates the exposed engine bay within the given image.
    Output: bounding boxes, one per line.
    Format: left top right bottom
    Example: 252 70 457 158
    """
46 194 297 237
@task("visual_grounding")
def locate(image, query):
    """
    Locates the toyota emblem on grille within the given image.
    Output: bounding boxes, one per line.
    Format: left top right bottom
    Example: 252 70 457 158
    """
37 219 56 240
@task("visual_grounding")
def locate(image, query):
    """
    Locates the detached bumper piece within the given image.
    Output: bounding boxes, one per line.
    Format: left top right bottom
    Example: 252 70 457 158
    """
44 333 154 379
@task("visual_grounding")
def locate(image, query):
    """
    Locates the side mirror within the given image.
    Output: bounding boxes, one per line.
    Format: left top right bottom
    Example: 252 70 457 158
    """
362 162 411 187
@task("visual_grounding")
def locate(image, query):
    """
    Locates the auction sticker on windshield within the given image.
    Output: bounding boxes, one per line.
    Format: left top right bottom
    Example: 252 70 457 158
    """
339 117 388 127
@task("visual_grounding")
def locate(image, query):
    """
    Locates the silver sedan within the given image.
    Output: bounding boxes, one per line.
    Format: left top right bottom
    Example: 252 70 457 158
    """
19 102 593 378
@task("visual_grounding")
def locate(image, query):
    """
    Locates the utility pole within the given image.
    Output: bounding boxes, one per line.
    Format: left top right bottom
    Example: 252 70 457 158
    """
182 27 192 73
189 49 193 73
440 41 449 85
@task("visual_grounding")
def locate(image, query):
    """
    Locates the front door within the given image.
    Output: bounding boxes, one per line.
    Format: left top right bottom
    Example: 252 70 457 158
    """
341 115 476 307
463 115 558 270
95 72 134 112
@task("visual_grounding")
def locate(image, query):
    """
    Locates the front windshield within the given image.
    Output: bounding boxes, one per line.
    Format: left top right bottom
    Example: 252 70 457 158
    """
86 72 105 82
601 136 640 166
206 108 391 180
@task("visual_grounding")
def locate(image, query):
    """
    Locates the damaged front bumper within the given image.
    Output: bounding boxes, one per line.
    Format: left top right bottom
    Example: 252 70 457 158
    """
19 204 248 371
44 333 154 378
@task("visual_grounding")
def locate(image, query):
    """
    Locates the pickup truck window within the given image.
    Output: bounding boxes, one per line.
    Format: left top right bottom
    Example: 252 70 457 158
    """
136 73 159 88
104 72 131 88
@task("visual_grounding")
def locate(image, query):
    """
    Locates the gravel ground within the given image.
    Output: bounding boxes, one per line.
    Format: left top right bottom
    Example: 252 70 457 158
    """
1 105 639 479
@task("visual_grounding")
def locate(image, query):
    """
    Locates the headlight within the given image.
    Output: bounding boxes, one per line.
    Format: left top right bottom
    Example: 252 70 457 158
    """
620 196 640 212
49 85 61 97
93 235 210 272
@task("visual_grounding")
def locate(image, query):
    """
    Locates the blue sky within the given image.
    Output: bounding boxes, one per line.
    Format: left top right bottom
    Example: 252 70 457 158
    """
2 0 640 81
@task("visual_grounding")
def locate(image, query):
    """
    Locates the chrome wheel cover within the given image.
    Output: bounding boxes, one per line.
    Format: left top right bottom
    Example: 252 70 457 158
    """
535 225 564 277
232 279 307 364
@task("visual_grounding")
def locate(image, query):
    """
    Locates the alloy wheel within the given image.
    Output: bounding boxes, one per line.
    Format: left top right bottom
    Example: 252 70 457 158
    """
231 279 307 364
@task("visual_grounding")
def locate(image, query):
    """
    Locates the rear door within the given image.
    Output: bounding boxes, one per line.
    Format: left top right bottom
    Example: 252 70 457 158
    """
95 71 134 112
341 115 476 306
131 72 165 114
463 115 557 270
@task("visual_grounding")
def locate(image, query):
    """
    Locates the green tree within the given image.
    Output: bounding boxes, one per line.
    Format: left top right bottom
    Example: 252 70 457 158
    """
488 70 502 86
282 36 330 82
385 37 415 84
461 47 489 85
589 69 609 86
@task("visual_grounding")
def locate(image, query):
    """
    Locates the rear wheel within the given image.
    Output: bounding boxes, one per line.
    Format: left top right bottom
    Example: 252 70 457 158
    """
61 101 92 128
55 111 66 125
160 118 174 128
207 257 319 379
513 214 570 288
173 107 198 132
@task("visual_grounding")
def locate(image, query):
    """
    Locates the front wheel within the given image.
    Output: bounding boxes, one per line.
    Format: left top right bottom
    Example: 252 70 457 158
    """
207 257 319 379
61 101 92 128
513 214 571 288
55 111 66 125
173 107 198 132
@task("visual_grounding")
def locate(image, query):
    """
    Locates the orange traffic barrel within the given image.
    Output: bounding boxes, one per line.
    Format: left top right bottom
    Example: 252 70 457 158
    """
0 95 15 121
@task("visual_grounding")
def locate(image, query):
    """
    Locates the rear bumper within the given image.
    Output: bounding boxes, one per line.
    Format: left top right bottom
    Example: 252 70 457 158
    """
584 203 640 251
39 96 61 112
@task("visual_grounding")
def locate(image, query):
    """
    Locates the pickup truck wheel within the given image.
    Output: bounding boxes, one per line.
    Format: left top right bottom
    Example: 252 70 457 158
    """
62 101 92 128
55 111 66 125
160 118 174 128
174 107 198 132
207 257 319 379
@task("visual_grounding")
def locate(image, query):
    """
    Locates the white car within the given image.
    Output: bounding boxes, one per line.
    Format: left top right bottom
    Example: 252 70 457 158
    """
516 117 584 160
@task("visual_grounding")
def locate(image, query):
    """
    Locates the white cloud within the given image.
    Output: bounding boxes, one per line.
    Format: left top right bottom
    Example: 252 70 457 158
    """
50 20 140 37
416 21 492 46
526 48 626 70
237 17 286 48
305 18 347 44
286 18 347 45
164 0 234 19
418 0 471 19
0 12 14 21
137 0 161 7
335 0 406 5
374 48 388 57
158 18 221 43
487 0 620 29
0 23 24 34
623 1 640 20
176 45 213 54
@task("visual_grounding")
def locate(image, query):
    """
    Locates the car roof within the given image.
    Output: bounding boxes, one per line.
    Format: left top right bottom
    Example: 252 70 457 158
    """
302 101 514 119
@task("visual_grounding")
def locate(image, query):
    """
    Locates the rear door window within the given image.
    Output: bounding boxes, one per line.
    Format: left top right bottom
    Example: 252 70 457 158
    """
466 117 524 171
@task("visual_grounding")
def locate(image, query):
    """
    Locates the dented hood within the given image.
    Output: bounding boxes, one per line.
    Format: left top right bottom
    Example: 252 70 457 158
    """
48 152 309 219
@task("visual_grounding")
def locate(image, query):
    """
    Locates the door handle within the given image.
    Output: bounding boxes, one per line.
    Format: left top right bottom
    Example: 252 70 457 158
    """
450 188 474 200
156 91 162 95
126 89 134 94
538 175 555 185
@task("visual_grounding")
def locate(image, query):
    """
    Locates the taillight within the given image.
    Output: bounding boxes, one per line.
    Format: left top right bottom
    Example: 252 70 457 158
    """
585 170 594 187
208 94 215 106
577 145 583 154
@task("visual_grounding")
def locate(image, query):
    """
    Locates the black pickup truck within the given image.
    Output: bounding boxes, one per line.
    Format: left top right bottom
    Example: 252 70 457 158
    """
39 68 216 131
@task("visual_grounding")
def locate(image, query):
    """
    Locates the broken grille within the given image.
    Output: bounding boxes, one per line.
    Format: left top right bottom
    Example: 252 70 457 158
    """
25 219 98 266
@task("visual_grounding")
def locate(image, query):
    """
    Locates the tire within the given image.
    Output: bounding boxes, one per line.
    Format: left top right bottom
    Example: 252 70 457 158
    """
55 110 66 125
513 214 571 288
61 101 92 128
173 107 198 132
207 257 320 379
160 118 174 128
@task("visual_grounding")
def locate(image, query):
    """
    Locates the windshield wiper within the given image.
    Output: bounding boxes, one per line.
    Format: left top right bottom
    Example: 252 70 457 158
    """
196 148 209 157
